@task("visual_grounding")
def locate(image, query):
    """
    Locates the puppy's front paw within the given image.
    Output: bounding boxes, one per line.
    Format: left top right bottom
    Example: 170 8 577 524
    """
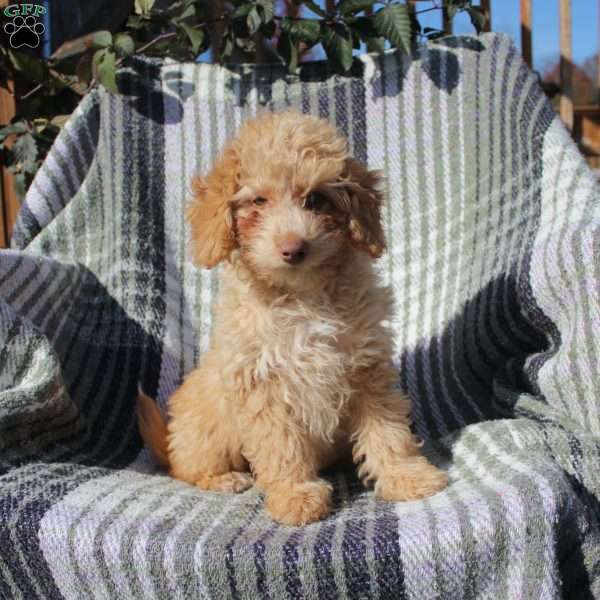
195 471 254 493
265 480 332 526
375 457 448 502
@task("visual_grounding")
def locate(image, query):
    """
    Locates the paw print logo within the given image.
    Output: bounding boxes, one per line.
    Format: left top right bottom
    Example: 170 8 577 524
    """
4 15 45 49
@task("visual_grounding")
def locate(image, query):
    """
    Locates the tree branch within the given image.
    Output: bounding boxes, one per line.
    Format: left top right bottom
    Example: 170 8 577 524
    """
15 2 454 101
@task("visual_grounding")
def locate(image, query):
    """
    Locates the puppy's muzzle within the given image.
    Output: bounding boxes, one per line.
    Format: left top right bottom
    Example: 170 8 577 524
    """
279 238 309 265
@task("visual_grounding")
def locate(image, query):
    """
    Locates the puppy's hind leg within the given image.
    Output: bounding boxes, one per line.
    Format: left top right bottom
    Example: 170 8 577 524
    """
167 361 252 494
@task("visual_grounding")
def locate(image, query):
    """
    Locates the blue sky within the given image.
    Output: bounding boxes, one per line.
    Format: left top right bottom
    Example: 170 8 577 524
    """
419 0 597 69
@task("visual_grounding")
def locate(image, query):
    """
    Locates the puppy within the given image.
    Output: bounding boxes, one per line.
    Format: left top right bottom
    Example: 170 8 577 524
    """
138 112 448 525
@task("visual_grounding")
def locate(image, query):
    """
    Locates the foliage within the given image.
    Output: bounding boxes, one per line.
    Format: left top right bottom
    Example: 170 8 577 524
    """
0 0 486 200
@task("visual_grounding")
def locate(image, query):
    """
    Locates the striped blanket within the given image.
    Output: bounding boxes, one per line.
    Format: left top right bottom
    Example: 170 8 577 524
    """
1 33 600 599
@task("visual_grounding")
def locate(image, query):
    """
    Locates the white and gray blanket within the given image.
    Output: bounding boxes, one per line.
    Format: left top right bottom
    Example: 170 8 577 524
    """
1 33 599 599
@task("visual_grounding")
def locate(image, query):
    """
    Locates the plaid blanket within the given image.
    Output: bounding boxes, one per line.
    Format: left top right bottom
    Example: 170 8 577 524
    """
1 33 600 599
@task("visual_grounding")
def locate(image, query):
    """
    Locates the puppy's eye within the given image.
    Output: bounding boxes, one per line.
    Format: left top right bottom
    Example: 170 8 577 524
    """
253 196 268 206
304 191 328 212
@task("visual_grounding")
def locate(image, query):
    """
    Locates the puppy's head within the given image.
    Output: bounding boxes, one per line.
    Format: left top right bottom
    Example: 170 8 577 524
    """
187 112 385 288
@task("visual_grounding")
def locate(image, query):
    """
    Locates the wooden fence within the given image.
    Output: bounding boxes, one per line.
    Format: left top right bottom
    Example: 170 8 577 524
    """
0 0 598 246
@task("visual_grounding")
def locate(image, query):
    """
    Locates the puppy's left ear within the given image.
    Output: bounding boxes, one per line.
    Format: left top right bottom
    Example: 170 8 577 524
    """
344 159 386 258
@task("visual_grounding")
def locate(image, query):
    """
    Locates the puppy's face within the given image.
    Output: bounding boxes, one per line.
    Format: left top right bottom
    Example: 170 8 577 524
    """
231 179 349 287
187 112 385 289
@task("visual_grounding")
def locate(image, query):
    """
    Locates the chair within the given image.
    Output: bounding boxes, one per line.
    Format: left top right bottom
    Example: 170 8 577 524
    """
1 33 599 599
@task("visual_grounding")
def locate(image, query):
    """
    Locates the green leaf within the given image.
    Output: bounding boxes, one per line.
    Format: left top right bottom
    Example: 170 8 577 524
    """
0 122 28 141
97 50 118 93
321 22 354 72
373 4 411 53
8 50 47 83
145 39 175 56
135 0 155 17
31 118 49 135
114 33 135 57
50 33 95 61
348 14 384 48
365 36 385 53
14 172 27 199
91 30 113 49
338 0 375 15
221 32 235 60
257 0 274 23
276 31 299 74
171 4 196 22
180 23 204 54
282 17 321 45
13 133 38 173
232 4 253 18
467 7 486 34
126 15 144 29
247 6 262 35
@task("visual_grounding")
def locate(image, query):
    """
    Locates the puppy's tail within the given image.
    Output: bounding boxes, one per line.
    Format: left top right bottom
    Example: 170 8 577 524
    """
137 386 170 468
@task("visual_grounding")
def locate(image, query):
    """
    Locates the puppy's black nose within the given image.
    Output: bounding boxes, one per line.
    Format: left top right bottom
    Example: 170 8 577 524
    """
279 238 308 265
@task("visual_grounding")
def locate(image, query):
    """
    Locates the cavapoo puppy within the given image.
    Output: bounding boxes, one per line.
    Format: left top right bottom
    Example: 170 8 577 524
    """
138 111 448 525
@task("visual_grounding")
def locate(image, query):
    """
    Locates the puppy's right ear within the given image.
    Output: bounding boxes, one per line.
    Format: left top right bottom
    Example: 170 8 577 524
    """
186 145 239 269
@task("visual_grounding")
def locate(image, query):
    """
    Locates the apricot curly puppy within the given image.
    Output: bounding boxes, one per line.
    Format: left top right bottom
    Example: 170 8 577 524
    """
138 112 448 526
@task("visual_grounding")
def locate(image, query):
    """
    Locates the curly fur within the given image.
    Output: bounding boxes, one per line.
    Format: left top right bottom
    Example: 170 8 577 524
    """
138 112 447 526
